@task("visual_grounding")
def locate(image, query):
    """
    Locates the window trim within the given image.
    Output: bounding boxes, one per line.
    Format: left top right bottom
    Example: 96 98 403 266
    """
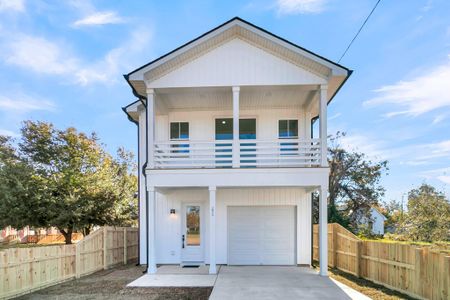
278 119 299 139
169 121 190 141
213 116 258 140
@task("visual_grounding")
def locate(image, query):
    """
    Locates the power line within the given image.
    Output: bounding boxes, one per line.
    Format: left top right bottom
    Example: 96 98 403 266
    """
338 0 382 63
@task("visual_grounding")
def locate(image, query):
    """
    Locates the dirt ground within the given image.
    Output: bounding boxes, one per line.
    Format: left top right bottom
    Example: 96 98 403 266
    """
16 264 212 300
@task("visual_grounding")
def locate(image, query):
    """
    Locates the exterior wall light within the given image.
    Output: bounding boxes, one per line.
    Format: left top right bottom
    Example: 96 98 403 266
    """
170 209 176 214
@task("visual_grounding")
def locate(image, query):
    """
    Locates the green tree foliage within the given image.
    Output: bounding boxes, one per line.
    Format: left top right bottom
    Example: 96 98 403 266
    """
0 121 137 243
380 199 404 233
398 184 450 242
313 133 388 232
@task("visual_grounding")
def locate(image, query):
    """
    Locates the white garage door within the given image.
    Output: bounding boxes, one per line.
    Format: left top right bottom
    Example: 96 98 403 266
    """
228 206 296 265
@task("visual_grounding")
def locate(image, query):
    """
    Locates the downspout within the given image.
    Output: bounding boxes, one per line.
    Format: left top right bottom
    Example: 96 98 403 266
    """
310 117 314 266
142 97 149 274
121 106 140 265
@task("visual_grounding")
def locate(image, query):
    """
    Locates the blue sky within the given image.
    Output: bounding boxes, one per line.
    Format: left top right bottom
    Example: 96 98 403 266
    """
1 0 450 204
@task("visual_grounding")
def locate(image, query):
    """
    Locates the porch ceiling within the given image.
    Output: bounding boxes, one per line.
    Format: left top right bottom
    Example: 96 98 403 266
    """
154 85 319 114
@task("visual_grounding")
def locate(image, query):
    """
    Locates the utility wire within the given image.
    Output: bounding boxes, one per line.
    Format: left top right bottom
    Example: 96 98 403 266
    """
338 0 382 63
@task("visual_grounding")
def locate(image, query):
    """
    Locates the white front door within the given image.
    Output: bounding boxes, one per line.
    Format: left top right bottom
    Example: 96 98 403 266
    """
181 204 204 264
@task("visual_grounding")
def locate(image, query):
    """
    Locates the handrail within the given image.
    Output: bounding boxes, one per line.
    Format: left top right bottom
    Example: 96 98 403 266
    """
153 138 322 169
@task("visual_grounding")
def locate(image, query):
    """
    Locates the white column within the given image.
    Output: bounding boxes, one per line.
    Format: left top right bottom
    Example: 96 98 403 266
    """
319 85 328 167
138 106 147 264
209 186 217 274
232 86 240 168
146 88 155 169
147 186 157 274
319 185 328 276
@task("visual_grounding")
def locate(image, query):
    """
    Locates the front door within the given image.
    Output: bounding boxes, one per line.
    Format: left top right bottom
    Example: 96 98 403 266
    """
181 204 204 264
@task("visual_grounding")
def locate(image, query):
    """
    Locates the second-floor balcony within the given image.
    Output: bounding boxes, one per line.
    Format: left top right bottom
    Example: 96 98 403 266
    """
153 138 322 169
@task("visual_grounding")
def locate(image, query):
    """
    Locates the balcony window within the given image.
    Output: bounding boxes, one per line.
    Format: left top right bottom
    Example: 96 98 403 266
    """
170 122 189 140
279 120 298 155
170 122 189 154
278 120 298 138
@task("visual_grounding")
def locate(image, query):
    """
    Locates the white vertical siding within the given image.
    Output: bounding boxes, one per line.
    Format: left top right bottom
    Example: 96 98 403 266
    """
156 107 308 142
148 38 326 88
153 187 311 265
297 192 311 265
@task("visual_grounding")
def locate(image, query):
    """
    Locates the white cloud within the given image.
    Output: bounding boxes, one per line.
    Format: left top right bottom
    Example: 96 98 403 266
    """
339 133 389 160
437 176 450 184
338 132 450 167
74 28 152 85
0 129 18 137
365 55 450 118
329 112 341 120
0 93 55 113
276 0 327 14
72 11 124 27
420 167 450 185
1 28 152 86
0 0 24 12
3 35 79 75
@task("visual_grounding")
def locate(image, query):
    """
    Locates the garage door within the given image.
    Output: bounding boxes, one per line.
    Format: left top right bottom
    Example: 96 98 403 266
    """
228 206 296 265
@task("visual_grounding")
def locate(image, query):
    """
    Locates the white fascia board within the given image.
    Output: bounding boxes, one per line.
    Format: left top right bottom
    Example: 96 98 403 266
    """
128 19 348 82
238 22 347 77
125 101 143 113
145 167 329 189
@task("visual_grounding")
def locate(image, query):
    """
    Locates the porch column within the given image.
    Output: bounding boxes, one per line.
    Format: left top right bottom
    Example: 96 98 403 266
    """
147 186 157 274
319 185 328 276
232 86 240 168
146 88 155 169
209 186 217 274
319 85 328 167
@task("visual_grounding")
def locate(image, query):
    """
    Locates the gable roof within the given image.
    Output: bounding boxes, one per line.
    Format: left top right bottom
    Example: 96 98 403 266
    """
124 17 352 101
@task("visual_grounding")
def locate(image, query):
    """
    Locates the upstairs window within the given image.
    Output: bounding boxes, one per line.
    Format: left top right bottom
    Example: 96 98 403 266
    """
278 120 298 139
170 122 189 140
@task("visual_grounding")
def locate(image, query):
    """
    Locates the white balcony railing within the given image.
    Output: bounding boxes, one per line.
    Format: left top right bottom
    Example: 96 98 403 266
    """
153 138 322 169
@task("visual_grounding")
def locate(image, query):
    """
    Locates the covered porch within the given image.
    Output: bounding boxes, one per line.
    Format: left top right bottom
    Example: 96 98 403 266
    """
144 174 330 277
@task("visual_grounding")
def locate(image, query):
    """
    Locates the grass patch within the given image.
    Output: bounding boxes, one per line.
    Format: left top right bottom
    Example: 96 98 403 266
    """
329 268 417 300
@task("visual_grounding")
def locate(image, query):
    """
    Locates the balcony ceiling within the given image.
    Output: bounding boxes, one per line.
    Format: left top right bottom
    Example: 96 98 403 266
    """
154 85 319 114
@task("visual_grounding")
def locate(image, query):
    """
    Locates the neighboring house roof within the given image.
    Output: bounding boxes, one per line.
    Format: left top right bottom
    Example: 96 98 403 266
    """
370 207 387 221
123 16 352 102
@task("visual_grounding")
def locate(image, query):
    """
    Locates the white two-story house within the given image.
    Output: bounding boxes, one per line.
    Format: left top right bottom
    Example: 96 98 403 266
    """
123 17 351 277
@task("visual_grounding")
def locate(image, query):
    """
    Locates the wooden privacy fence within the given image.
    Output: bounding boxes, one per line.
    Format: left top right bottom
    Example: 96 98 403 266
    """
313 223 450 300
0 226 138 300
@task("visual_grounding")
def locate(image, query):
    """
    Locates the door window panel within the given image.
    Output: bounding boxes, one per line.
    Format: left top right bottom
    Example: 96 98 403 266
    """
186 206 200 246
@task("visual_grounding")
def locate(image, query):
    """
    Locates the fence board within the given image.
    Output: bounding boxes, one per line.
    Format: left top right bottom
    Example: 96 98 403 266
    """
0 227 138 300
313 223 449 300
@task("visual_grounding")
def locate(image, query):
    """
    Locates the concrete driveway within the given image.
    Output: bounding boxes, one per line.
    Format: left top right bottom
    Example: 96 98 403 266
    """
209 266 369 300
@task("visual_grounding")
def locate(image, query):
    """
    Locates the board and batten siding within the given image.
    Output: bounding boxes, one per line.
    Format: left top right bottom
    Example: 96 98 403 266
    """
153 187 311 265
155 108 311 142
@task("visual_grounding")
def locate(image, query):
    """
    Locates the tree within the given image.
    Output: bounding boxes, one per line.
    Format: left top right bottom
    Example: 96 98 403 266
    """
398 184 450 242
380 199 404 232
313 132 389 231
0 121 138 244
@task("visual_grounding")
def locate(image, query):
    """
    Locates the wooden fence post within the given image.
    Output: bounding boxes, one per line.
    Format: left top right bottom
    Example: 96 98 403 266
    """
123 228 127 265
355 240 361 278
75 242 81 278
103 227 108 270
332 224 338 268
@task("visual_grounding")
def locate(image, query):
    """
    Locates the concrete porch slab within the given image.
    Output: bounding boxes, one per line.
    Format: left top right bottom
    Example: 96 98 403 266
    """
127 265 219 287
